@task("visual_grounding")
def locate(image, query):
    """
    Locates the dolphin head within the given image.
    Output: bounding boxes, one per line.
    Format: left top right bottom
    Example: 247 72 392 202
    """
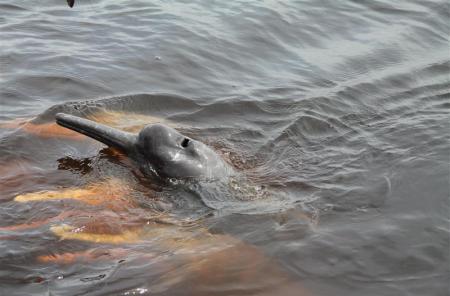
55 113 228 180
136 124 221 179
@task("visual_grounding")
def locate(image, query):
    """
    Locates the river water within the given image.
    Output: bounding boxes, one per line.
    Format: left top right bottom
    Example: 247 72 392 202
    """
0 1 449 295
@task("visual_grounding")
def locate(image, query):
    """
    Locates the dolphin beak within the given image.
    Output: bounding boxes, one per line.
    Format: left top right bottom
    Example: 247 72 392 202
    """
55 113 137 153
67 0 75 8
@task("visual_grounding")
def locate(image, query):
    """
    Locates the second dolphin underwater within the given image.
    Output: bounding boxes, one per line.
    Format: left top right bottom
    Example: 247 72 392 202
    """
56 113 232 181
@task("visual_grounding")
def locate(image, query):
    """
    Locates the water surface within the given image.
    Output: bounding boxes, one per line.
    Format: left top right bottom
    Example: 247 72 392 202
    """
0 1 449 295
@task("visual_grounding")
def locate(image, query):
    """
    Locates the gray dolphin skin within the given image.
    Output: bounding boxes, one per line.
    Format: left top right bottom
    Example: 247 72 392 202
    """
55 113 231 180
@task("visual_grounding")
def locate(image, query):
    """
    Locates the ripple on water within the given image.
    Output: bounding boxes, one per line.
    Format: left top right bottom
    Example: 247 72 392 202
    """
1 0 449 295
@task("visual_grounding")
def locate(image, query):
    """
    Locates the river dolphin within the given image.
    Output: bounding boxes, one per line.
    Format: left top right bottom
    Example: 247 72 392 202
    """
55 113 231 180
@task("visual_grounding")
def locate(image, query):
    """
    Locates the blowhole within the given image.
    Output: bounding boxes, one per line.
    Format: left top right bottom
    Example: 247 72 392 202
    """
181 138 190 148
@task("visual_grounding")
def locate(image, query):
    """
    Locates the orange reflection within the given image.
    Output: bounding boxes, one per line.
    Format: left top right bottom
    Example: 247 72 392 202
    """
0 118 28 129
0 120 86 140
14 178 133 210
51 224 142 244
86 110 169 133
0 160 32 196
0 110 172 140
21 122 86 139
157 243 312 296
0 211 76 232
37 248 129 265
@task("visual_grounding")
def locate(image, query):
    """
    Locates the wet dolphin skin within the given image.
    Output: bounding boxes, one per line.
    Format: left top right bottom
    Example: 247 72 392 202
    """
56 113 231 180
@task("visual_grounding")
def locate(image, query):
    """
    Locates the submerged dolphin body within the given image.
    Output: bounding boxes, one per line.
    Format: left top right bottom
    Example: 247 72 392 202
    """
55 113 231 180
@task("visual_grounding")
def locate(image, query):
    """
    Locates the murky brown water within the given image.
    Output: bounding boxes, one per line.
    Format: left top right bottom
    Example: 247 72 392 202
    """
0 1 449 295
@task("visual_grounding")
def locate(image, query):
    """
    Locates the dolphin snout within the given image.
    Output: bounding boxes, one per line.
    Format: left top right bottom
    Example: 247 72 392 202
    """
56 113 137 153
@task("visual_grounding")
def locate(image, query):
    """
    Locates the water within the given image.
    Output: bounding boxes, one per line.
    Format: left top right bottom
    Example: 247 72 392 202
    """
0 0 449 295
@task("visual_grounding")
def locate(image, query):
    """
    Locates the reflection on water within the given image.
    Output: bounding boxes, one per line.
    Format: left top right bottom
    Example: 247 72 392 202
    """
0 0 449 295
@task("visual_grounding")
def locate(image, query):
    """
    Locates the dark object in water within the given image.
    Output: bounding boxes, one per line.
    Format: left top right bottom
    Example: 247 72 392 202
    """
55 113 231 180
67 0 75 8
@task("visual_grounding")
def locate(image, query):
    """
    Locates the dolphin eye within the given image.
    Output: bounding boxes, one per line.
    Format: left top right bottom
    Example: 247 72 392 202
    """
181 138 190 148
